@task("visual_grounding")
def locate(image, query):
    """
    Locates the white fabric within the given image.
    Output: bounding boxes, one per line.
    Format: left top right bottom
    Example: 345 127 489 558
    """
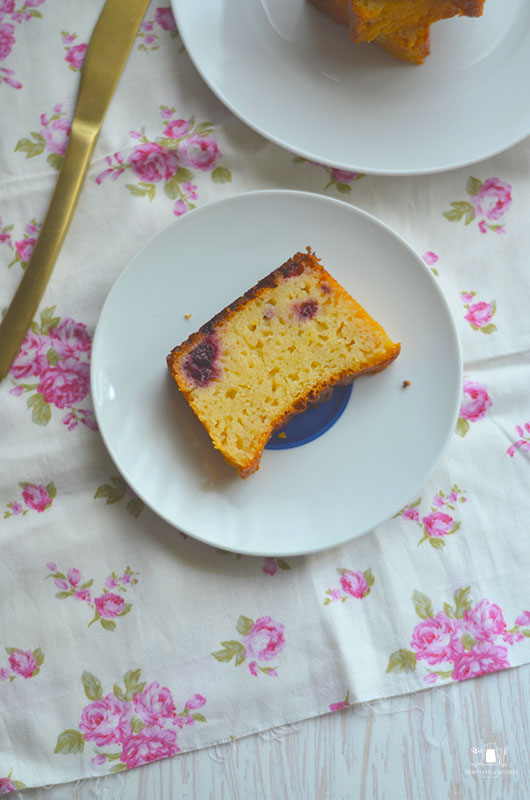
1 0 529 793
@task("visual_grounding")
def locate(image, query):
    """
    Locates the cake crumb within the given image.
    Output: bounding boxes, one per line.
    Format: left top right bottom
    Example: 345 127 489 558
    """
184 314 192 320
278 432 286 439
402 380 411 389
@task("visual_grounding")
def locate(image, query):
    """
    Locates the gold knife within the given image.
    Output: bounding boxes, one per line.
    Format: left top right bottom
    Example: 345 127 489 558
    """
0 0 150 379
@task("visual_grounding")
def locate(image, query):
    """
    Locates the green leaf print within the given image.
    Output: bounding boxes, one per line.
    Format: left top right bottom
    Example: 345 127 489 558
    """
211 166 232 184
164 177 180 199
276 559 290 570
480 323 497 334
33 648 44 666
94 477 126 504
46 347 61 366
109 763 128 773
335 182 352 194
412 590 434 619
27 393 51 426
113 684 126 702
82 671 103 701
363 568 375 587
39 306 61 335
465 176 483 196
100 619 116 631
461 632 476 651
174 167 194 183
211 640 246 665
442 201 475 225
455 417 470 437
236 615 254 636
126 497 144 518
192 712 207 722
126 183 156 201
47 153 64 171
15 132 45 159
443 602 455 618
386 649 417 674
54 729 85 754
123 669 145 699
428 538 445 549
453 587 472 618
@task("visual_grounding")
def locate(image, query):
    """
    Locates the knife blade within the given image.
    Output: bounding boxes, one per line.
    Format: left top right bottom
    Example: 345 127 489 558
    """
0 0 150 379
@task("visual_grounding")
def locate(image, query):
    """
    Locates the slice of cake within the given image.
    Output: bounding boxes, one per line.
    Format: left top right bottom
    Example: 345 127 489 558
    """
307 0 485 63
167 250 400 479
348 0 486 45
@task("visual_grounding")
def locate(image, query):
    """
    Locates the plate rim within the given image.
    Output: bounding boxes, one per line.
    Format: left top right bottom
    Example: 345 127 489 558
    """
170 0 530 177
90 189 463 556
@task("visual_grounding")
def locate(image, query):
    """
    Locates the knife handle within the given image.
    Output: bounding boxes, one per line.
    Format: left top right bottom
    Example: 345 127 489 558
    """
0 123 96 379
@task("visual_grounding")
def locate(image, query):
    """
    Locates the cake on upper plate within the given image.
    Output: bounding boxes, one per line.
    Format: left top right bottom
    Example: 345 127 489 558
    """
307 0 486 63
167 249 400 478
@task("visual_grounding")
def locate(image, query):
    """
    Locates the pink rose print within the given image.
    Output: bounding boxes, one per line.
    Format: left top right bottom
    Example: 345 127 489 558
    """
45 563 139 631
38 358 89 408
9 649 37 678
294 156 364 193
61 31 87 71
0 646 44 682
451 641 510 681
180 134 221 171
410 612 463 665
261 557 291 576
132 682 177 726
120 726 179 768
130 142 179 183
136 7 179 53
422 251 439 276
387 587 529 684
96 106 231 216
55 669 207 771
164 118 190 138
243 616 286 662
422 511 453 538
9 306 97 431
0 774 25 793
0 0 45 89
94 475 145 518
460 292 497 334
4 480 55 518
463 599 507 642
422 251 438 266
155 7 177 31
507 422 530 459
0 213 13 246
212 614 286 677
94 593 125 619
443 176 512 234
4 217 41 270
15 103 70 170
395 485 466 549
456 379 492 437
324 567 374 604
79 694 125 746
329 689 351 712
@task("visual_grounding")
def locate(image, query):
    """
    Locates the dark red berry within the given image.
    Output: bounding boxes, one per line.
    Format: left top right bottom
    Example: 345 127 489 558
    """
184 336 218 386
298 299 318 320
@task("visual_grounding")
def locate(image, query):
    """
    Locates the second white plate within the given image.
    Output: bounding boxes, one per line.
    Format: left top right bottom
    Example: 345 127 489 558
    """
172 0 530 175
91 191 462 556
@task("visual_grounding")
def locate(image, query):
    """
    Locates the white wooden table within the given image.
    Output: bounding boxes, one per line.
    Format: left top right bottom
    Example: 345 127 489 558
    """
17 662 529 799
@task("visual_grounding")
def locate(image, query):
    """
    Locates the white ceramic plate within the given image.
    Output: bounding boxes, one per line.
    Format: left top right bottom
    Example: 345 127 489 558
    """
171 0 530 175
91 191 462 556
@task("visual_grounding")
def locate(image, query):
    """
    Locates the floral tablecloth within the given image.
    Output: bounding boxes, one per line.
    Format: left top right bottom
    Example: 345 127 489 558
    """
1 0 530 794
